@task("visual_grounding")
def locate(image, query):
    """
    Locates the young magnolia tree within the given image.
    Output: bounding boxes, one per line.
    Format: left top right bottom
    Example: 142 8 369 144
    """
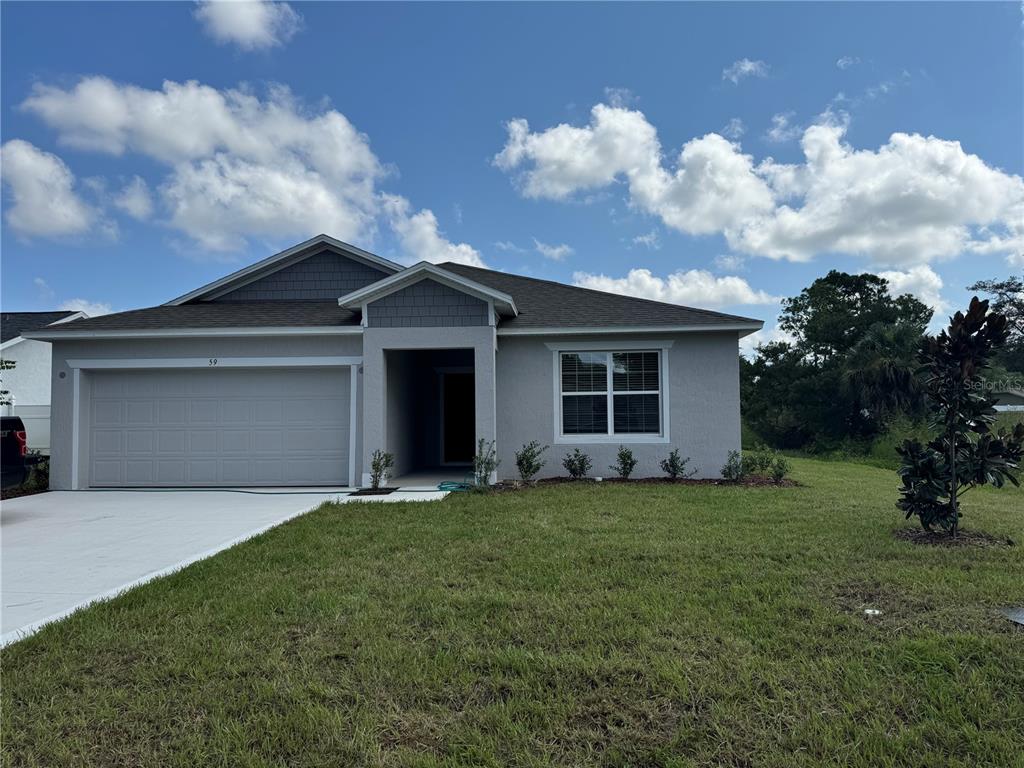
896 298 1024 537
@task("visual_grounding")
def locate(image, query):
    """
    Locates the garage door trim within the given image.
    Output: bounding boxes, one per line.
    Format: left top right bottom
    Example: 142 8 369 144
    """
69 356 361 490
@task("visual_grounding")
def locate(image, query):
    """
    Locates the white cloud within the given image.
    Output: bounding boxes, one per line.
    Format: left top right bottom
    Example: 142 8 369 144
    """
722 59 769 84
0 140 99 239
493 240 526 253
632 230 661 249
113 175 153 220
495 105 775 237
533 238 573 261
194 1 301 50
875 265 946 315
836 56 860 70
59 298 113 317
495 100 1024 268
739 323 794 358
34 277 55 302
765 112 802 143
603 87 637 108
738 122 1024 265
20 77 387 252
572 268 781 308
713 253 745 271
722 117 745 140
382 194 485 267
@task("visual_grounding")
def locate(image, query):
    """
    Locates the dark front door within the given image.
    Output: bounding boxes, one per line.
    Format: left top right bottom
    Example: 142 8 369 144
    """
442 373 475 464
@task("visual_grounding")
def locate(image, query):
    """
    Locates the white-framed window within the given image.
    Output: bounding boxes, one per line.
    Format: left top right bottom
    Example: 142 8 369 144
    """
551 343 671 443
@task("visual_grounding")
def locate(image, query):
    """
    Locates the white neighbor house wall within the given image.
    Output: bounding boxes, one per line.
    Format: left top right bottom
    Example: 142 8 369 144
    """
1 338 58 453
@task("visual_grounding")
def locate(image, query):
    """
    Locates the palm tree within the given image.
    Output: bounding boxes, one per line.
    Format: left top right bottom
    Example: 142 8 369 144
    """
842 322 925 424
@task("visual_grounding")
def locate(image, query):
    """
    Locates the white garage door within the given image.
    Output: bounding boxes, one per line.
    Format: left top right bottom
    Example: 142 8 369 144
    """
88 368 349 487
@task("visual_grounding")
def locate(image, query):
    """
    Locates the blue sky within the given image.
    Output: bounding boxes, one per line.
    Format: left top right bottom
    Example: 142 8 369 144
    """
2 1 1022 347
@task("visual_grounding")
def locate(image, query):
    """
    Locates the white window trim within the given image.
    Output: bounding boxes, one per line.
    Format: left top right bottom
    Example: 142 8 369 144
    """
548 343 671 445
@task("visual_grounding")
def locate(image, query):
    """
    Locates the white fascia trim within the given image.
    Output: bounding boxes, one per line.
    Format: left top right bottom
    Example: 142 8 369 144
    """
0 337 26 352
66 356 362 370
23 326 364 341
338 262 519 316
165 235 403 305
501 322 763 337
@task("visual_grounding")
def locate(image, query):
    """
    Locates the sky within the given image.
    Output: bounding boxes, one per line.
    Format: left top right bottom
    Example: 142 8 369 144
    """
1 1 1022 350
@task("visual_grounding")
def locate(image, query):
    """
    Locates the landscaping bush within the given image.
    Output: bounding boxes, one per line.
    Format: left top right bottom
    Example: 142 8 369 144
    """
515 440 548 483
369 450 394 489
721 450 744 481
660 448 695 479
743 445 791 483
472 439 500 487
562 448 592 480
897 297 1024 536
610 445 637 479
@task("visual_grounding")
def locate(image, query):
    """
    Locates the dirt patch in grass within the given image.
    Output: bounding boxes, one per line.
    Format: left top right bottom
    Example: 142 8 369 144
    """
893 527 1016 548
491 476 798 492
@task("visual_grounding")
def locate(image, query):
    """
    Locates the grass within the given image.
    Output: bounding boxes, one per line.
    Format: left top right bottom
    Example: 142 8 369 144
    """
3 458 1023 767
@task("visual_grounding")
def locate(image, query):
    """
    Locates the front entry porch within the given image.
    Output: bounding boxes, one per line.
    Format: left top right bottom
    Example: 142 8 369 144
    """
383 348 477 481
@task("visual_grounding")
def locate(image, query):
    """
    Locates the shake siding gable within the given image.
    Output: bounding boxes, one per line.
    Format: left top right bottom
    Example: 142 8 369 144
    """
367 278 489 328
212 251 391 301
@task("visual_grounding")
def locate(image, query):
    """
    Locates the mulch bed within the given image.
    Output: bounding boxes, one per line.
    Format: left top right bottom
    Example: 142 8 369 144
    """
893 527 1016 548
0 485 48 500
350 487 400 496
490 476 798 492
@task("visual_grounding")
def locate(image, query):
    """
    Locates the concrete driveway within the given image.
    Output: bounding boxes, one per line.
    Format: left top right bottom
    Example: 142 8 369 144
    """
1 488 354 645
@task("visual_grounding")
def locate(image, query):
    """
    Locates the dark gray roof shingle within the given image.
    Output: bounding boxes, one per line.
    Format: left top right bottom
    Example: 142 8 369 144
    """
437 263 762 329
26 261 761 335
27 302 359 333
1 311 80 343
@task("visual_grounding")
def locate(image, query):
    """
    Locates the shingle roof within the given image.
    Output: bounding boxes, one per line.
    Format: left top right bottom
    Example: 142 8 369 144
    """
26 302 359 333
438 263 762 329
1 311 80 343
25 259 761 336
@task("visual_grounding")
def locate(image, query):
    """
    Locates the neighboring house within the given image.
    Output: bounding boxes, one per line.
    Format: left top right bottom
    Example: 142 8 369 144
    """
26 235 762 489
1 311 86 453
993 388 1024 412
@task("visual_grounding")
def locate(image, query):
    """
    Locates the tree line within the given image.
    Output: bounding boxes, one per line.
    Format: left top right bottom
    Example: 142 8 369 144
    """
741 272 1023 453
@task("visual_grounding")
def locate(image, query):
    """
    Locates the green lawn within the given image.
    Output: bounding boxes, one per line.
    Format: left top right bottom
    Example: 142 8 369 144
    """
3 459 1023 767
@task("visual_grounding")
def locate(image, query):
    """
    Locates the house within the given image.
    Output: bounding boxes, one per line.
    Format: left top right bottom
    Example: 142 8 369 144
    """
26 235 762 489
1 311 86 452
993 388 1024 412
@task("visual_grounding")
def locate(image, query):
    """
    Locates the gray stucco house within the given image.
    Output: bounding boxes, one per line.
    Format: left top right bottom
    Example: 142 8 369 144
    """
27 235 762 489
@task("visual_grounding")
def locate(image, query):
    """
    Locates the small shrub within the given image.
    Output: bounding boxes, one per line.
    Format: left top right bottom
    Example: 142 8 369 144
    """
770 454 791 483
369 449 394 489
562 448 592 480
473 439 500 487
660 448 695 479
610 445 637 479
740 444 791 483
515 440 548 483
721 450 744 482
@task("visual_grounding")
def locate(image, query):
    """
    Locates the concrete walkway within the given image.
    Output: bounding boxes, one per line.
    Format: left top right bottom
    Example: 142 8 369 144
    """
1 486 447 645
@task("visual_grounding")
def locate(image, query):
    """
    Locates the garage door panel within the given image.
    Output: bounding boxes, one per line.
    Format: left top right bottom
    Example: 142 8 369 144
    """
126 431 154 454
125 402 155 425
93 401 123 426
89 368 349 487
158 401 187 424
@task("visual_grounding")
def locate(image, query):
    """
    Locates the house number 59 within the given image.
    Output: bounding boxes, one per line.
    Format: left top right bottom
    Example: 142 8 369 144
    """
208 358 218 366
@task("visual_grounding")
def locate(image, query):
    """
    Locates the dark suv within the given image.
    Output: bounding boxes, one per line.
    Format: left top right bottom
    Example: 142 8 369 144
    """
1 415 29 489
